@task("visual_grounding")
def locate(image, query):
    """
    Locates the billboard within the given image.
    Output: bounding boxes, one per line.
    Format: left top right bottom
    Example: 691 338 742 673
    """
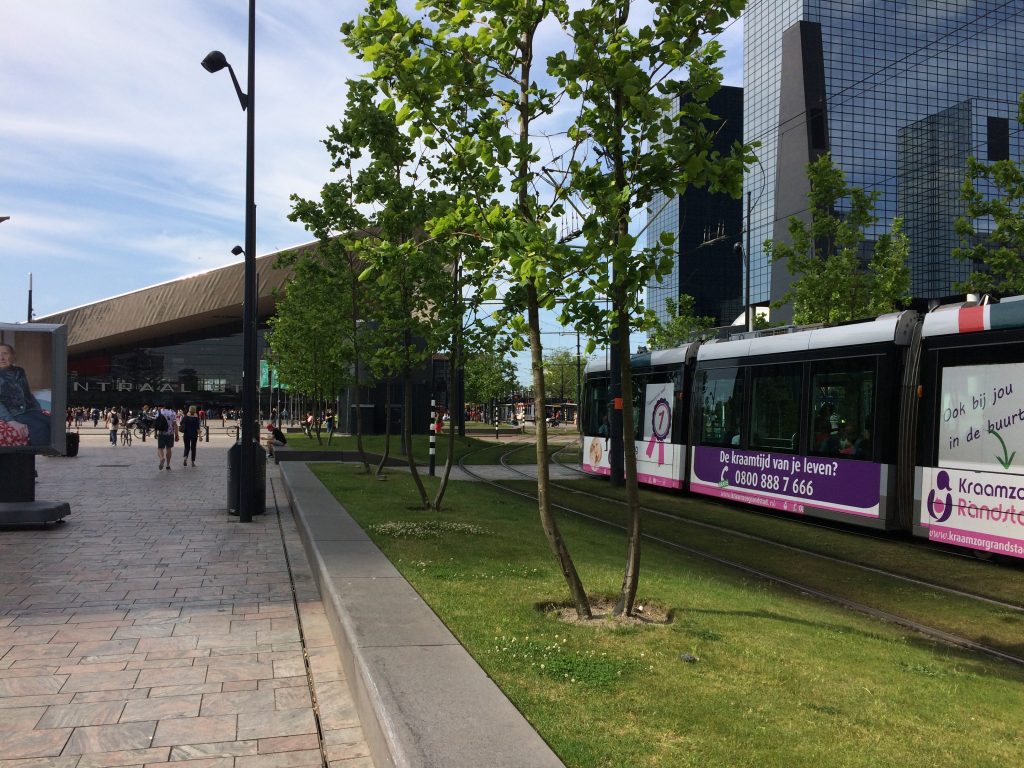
0 323 68 455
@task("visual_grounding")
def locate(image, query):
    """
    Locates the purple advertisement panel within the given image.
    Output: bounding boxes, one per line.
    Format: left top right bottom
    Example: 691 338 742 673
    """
690 446 882 518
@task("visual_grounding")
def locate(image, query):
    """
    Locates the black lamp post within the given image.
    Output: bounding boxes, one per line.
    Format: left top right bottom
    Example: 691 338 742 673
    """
203 0 257 523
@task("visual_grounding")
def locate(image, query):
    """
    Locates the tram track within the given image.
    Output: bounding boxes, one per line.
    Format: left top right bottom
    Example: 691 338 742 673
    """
535 441 1024 615
458 441 1024 668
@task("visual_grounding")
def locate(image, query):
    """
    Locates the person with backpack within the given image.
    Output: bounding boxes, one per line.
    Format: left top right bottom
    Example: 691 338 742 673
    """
153 402 178 471
109 409 120 446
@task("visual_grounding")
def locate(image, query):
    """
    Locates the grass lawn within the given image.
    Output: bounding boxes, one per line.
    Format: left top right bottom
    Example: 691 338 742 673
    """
310 463 1024 768
284 432 575 465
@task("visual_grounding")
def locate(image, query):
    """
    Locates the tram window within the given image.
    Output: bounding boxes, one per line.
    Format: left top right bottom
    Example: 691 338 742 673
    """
749 365 801 453
699 367 745 447
584 378 609 436
632 374 647 440
809 359 876 461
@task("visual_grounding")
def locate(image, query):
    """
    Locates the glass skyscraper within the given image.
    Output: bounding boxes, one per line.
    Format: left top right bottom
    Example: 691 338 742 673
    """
647 86 744 326
744 0 1024 309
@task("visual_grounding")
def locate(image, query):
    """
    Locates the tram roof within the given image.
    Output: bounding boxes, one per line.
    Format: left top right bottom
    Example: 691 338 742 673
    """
584 343 696 374
697 311 917 361
922 297 1024 338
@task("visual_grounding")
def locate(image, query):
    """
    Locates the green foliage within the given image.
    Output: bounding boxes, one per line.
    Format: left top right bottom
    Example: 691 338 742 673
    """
954 94 1024 296
646 296 717 349
464 350 518 405
543 348 585 403
267 257 352 402
766 153 910 325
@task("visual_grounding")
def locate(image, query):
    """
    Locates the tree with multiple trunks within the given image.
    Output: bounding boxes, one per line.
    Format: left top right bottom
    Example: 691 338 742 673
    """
340 0 751 618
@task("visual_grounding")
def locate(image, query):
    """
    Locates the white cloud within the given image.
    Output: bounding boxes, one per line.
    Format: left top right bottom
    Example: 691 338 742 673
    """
0 0 743 346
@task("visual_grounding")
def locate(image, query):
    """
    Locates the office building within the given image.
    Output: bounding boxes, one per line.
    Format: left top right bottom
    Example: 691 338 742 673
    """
744 0 1024 319
647 85 745 327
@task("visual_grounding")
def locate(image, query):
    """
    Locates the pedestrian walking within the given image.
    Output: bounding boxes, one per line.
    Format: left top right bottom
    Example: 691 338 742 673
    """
179 405 201 467
109 410 120 446
153 402 178 471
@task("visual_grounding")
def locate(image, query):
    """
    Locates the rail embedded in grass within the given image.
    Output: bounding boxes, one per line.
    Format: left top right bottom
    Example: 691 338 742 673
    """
310 462 1024 768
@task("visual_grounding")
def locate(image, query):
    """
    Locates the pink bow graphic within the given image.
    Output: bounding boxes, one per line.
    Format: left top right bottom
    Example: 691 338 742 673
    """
645 434 665 465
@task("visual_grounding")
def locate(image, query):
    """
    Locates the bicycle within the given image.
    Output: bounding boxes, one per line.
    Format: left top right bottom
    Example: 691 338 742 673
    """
127 414 154 441
120 426 132 446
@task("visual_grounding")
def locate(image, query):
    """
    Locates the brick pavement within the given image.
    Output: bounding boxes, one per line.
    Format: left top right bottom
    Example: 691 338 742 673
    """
0 433 373 768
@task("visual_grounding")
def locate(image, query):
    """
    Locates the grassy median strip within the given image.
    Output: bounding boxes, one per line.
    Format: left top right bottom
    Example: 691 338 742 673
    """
311 463 1024 768
284 432 570 464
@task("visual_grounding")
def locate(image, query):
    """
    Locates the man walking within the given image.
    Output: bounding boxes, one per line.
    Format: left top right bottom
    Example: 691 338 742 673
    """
153 402 178 471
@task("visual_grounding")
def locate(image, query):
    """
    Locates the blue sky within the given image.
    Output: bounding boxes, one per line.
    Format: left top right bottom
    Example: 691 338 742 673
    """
0 1 743 383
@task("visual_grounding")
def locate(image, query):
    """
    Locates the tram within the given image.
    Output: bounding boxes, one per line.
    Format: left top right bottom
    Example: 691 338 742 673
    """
580 298 1024 560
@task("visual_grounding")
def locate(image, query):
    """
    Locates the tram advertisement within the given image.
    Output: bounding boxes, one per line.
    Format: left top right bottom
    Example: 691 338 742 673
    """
690 446 882 518
582 435 611 476
919 362 1024 558
637 382 681 488
937 362 1024 472
918 467 1024 558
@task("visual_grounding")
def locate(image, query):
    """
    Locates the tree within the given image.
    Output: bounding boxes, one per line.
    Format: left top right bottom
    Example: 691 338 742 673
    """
646 296 716 350
268 258 351 445
766 153 910 325
551 0 753 616
542 349 581 404
344 0 752 620
464 350 518 408
344 0 594 618
954 94 1024 296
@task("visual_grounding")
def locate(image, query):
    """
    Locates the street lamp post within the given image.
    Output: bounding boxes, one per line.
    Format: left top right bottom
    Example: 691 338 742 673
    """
204 0 257 523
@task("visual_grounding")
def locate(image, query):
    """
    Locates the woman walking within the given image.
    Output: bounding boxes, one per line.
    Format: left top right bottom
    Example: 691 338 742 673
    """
180 405 202 467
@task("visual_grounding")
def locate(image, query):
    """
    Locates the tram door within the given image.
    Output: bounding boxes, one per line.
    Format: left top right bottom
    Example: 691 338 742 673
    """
632 365 686 489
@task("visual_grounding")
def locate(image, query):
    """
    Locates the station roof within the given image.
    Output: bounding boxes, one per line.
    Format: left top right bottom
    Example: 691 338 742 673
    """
35 242 314 355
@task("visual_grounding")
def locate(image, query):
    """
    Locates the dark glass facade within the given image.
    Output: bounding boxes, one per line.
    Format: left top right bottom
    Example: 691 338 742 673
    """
68 324 267 412
647 86 744 326
746 0 1024 304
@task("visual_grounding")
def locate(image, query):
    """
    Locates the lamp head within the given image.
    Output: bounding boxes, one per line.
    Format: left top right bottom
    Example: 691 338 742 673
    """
202 51 229 73
231 245 244 256
733 242 743 256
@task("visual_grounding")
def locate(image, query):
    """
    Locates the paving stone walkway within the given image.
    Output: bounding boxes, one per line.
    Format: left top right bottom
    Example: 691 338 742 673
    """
0 433 373 768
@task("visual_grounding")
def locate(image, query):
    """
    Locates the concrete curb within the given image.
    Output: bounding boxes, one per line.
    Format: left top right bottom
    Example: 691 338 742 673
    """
279 462 565 768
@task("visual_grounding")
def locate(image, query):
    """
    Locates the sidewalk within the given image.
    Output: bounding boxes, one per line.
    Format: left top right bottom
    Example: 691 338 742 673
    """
0 433 373 768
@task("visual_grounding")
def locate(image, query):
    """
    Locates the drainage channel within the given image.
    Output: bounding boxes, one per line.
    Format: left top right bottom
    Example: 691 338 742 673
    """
269 477 331 768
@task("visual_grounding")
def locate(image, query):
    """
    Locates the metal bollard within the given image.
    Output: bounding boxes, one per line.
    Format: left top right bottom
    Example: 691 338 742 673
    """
428 398 436 477
204 424 210 442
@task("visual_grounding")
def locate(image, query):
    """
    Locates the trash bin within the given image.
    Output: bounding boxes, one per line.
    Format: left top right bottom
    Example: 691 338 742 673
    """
65 431 80 457
227 442 266 516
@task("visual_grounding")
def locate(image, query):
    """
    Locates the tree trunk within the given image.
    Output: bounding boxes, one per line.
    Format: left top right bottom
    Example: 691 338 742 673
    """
614 295 642 616
528 282 591 619
352 302 370 473
376 379 392 477
611 58 642 617
433 319 460 511
402 331 430 508
513 14 589 619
